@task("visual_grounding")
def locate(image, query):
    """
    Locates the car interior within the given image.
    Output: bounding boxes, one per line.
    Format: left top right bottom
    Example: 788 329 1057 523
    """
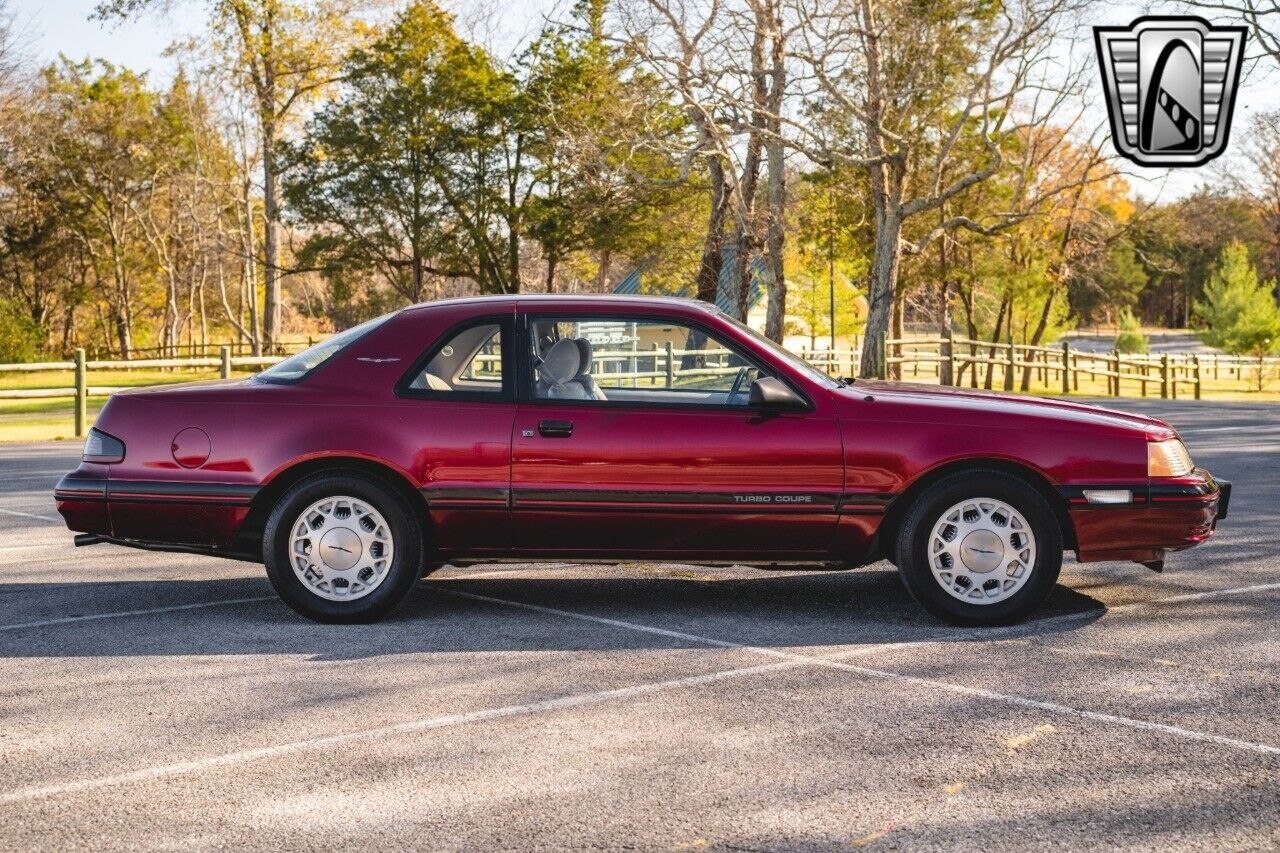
529 319 764 407
406 318 768 406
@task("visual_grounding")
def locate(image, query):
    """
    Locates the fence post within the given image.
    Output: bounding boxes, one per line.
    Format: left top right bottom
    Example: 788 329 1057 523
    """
1159 354 1169 399
1060 341 1070 395
220 345 232 380
877 330 887 380
1194 355 1202 400
941 327 954 386
664 341 674 388
74 348 87 438
1004 339 1015 391
1110 350 1119 396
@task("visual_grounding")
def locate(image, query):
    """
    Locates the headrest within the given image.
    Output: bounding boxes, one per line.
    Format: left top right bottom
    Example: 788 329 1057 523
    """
572 338 594 377
536 338 581 385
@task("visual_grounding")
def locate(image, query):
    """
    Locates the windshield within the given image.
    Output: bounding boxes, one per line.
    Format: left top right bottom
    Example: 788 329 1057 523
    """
256 314 393 384
719 312 841 389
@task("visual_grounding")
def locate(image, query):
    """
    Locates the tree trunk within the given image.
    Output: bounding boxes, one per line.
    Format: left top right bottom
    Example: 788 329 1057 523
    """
594 248 611 292
889 290 905 380
984 295 1009 390
859 207 901 378
545 253 558 292
1021 285 1059 391
261 125 282 354
695 156 729 306
412 250 425 303
762 0 787 343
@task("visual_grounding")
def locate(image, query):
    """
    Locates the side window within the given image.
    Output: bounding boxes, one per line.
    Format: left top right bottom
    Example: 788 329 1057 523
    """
408 321 507 395
528 317 769 406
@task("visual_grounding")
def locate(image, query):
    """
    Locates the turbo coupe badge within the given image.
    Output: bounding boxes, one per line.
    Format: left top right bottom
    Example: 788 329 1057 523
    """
1094 16 1246 167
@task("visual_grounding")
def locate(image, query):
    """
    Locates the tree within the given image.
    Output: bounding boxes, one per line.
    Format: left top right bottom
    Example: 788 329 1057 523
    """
795 0 1096 376
97 0 373 352
1197 241 1280 365
42 59 181 356
283 1 523 304
0 297 39 361
522 0 694 291
1113 308 1147 354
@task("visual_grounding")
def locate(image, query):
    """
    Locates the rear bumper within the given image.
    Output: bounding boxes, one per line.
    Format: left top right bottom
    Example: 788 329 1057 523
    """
1063 470 1228 564
54 470 258 548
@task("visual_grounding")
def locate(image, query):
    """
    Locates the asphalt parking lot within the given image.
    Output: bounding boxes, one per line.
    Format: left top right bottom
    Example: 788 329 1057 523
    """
0 398 1277 850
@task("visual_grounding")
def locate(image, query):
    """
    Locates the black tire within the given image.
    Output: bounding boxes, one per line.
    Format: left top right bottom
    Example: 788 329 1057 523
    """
263 471 425 623
894 470 1062 626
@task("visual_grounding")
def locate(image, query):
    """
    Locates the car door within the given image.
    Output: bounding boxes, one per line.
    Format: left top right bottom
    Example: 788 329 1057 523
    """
395 311 517 558
508 311 844 560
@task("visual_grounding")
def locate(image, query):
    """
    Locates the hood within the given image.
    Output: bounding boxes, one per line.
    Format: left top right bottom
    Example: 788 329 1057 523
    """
843 381 1177 439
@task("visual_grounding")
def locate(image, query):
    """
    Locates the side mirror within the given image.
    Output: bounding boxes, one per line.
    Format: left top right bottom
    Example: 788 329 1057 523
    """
748 376 807 410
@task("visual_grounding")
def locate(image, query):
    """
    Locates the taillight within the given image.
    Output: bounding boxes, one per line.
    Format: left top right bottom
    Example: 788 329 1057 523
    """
82 428 125 464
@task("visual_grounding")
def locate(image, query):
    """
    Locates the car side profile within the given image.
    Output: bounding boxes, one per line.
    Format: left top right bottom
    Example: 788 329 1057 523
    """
55 295 1230 625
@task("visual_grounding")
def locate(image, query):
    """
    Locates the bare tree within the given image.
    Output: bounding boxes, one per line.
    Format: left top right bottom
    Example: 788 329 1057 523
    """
792 0 1097 375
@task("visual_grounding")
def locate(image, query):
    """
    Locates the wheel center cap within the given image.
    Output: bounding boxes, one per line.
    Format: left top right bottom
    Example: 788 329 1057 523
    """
960 529 1004 573
318 527 362 571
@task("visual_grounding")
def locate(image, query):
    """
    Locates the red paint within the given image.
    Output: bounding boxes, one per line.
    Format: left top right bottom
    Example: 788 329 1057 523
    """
54 295 1225 569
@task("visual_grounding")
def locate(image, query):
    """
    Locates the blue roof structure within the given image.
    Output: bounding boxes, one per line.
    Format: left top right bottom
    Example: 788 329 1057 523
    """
613 245 768 314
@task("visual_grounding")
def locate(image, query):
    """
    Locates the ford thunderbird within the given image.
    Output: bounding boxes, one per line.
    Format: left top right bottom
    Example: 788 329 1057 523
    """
55 295 1229 625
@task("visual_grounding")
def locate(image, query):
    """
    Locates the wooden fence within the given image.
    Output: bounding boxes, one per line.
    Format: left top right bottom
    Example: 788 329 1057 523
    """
0 348 282 437
4 332 1276 440
852 332 1280 398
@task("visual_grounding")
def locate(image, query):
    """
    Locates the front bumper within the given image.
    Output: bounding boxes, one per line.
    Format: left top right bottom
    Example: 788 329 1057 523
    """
1063 470 1228 564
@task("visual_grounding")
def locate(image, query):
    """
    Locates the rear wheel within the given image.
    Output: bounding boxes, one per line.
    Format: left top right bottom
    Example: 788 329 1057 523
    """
264 472 424 623
894 471 1061 626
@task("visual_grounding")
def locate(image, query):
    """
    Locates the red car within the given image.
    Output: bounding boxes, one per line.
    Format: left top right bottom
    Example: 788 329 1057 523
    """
55 295 1229 625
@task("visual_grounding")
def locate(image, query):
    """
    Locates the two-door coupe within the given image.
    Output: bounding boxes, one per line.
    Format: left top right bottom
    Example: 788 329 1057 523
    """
55 295 1229 625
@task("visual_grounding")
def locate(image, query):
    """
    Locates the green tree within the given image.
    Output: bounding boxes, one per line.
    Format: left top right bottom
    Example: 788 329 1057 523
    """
283 1 525 302
0 298 40 361
1197 241 1280 367
522 0 692 290
1113 308 1148 354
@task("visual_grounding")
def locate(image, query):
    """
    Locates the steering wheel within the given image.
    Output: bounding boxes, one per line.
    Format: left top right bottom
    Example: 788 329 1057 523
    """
727 366 752 404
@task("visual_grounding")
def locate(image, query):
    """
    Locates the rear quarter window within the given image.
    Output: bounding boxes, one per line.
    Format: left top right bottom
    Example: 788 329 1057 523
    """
256 314 393 384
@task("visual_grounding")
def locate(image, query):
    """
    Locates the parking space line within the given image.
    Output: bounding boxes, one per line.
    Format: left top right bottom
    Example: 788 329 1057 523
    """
0 656 817 805
447 590 1280 758
0 507 59 522
0 596 276 632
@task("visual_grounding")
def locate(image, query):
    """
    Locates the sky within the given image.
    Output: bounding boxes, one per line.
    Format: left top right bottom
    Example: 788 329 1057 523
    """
11 0 1278 205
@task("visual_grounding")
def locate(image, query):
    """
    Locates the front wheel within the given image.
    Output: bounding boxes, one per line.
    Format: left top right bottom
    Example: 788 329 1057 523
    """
894 471 1062 626
264 472 424 623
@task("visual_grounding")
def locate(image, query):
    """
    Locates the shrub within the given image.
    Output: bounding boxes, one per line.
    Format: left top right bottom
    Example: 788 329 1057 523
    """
0 300 40 363
1113 309 1148 354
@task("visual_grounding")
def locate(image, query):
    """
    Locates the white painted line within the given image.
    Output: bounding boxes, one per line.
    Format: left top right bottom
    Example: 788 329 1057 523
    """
0 656 814 805
0 507 59 522
2 579 1277 804
448 590 1280 757
0 596 276 632
1109 582 1280 610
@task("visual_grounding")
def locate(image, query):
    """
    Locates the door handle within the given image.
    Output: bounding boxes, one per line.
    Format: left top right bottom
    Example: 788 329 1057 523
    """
538 419 574 438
